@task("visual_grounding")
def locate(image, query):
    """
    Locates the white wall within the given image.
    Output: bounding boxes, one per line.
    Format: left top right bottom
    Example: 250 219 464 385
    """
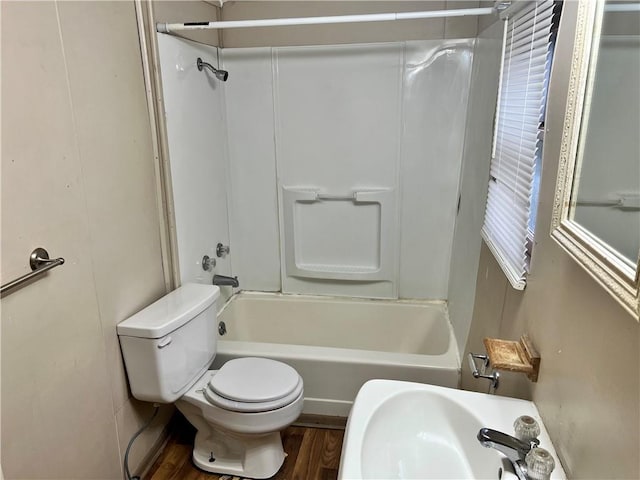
157 34 236 303
447 21 503 356
223 40 474 299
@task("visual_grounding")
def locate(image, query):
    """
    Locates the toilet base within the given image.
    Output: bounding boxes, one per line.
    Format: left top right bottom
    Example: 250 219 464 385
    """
192 429 285 479
176 370 304 479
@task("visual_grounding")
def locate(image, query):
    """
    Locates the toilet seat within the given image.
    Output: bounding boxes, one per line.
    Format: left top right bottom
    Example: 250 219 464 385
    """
204 358 303 413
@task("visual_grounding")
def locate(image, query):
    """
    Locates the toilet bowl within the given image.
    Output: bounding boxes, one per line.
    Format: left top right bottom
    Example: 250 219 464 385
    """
117 284 304 479
178 360 304 477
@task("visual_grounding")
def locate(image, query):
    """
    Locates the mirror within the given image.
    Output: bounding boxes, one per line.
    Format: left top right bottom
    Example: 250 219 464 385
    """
552 0 639 320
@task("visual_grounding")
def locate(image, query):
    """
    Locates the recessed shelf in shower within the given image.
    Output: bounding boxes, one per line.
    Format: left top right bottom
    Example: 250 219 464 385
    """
281 186 397 282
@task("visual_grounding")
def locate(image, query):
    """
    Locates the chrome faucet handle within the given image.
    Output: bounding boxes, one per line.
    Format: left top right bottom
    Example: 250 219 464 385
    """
202 255 216 272
216 243 230 258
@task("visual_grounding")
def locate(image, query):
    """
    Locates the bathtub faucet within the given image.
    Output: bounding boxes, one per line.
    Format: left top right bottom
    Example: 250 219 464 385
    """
477 428 539 480
212 274 239 288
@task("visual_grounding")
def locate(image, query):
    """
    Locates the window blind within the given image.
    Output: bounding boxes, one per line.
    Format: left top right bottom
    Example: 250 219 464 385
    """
481 0 556 290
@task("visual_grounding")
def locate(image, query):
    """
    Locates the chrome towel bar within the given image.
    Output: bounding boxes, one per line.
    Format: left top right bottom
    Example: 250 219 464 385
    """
0 247 65 296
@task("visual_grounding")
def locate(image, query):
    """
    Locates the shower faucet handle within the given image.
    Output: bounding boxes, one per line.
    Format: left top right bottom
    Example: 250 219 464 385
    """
202 255 216 272
216 243 230 258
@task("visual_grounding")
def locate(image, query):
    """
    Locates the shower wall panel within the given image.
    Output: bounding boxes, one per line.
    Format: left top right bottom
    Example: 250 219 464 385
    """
157 35 235 302
223 40 474 299
274 43 402 298
399 40 474 299
222 48 282 292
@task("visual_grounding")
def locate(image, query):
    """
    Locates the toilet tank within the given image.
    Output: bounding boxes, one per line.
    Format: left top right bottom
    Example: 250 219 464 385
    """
117 283 220 403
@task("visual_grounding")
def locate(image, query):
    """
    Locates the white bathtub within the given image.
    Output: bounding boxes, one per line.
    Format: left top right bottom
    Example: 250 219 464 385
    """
212 292 460 417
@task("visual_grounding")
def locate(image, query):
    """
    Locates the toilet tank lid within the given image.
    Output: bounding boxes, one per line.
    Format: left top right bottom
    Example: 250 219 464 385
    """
117 284 220 339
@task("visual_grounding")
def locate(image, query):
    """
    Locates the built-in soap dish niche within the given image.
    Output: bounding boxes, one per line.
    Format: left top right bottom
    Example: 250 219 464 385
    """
281 186 397 281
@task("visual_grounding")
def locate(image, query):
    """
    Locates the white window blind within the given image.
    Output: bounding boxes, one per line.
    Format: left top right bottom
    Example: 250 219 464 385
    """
481 0 556 290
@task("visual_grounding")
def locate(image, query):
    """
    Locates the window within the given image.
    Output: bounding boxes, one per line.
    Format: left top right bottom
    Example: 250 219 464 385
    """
481 0 561 289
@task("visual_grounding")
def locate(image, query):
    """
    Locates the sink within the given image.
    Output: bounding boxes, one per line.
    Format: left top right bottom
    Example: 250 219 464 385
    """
338 380 566 480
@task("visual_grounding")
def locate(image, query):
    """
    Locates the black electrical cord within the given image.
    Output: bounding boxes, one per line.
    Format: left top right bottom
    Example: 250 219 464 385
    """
124 404 160 480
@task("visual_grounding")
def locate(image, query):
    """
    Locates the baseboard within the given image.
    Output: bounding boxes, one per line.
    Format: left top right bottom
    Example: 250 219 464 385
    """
302 397 352 417
294 413 348 430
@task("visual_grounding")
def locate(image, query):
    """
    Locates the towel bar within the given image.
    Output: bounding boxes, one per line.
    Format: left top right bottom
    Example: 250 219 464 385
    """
0 248 65 296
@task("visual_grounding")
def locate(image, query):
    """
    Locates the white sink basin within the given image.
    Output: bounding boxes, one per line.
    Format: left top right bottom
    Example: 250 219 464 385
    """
338 380 566 480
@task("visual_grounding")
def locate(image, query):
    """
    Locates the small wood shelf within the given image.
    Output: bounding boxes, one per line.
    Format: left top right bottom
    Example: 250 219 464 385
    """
483 335 540 382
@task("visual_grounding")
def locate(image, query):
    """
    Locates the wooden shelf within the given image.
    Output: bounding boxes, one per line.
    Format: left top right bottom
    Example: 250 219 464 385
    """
483 335 540 382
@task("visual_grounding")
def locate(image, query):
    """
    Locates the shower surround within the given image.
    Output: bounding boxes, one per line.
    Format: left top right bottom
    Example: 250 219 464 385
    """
222 40 474 300
157 34 476 399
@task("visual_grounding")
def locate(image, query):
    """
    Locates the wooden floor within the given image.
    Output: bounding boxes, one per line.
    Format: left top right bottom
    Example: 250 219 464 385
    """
146 415 344 480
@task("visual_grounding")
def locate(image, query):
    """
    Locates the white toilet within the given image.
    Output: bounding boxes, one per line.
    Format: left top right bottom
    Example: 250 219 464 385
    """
117 283 304 479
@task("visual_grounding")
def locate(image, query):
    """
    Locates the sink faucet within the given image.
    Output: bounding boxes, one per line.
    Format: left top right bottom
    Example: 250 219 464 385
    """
212 274 239 288
477 428 539 480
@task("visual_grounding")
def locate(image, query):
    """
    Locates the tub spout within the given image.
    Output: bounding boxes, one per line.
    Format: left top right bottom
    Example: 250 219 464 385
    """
213 274 239 288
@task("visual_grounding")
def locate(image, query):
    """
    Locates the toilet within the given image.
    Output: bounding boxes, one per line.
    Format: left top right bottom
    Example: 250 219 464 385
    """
117 283 304 479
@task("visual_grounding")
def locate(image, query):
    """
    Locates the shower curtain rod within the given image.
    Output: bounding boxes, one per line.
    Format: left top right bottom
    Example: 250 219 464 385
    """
156 7 495 33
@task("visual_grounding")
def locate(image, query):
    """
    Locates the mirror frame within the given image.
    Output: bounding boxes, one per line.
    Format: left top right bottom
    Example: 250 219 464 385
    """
551 0 640 320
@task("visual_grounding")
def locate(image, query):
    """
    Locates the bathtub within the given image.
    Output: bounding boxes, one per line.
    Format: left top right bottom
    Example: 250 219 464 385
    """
212 292 460 417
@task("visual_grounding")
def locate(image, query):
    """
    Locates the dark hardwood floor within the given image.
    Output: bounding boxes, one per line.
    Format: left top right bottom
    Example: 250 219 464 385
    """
146 414 344 480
